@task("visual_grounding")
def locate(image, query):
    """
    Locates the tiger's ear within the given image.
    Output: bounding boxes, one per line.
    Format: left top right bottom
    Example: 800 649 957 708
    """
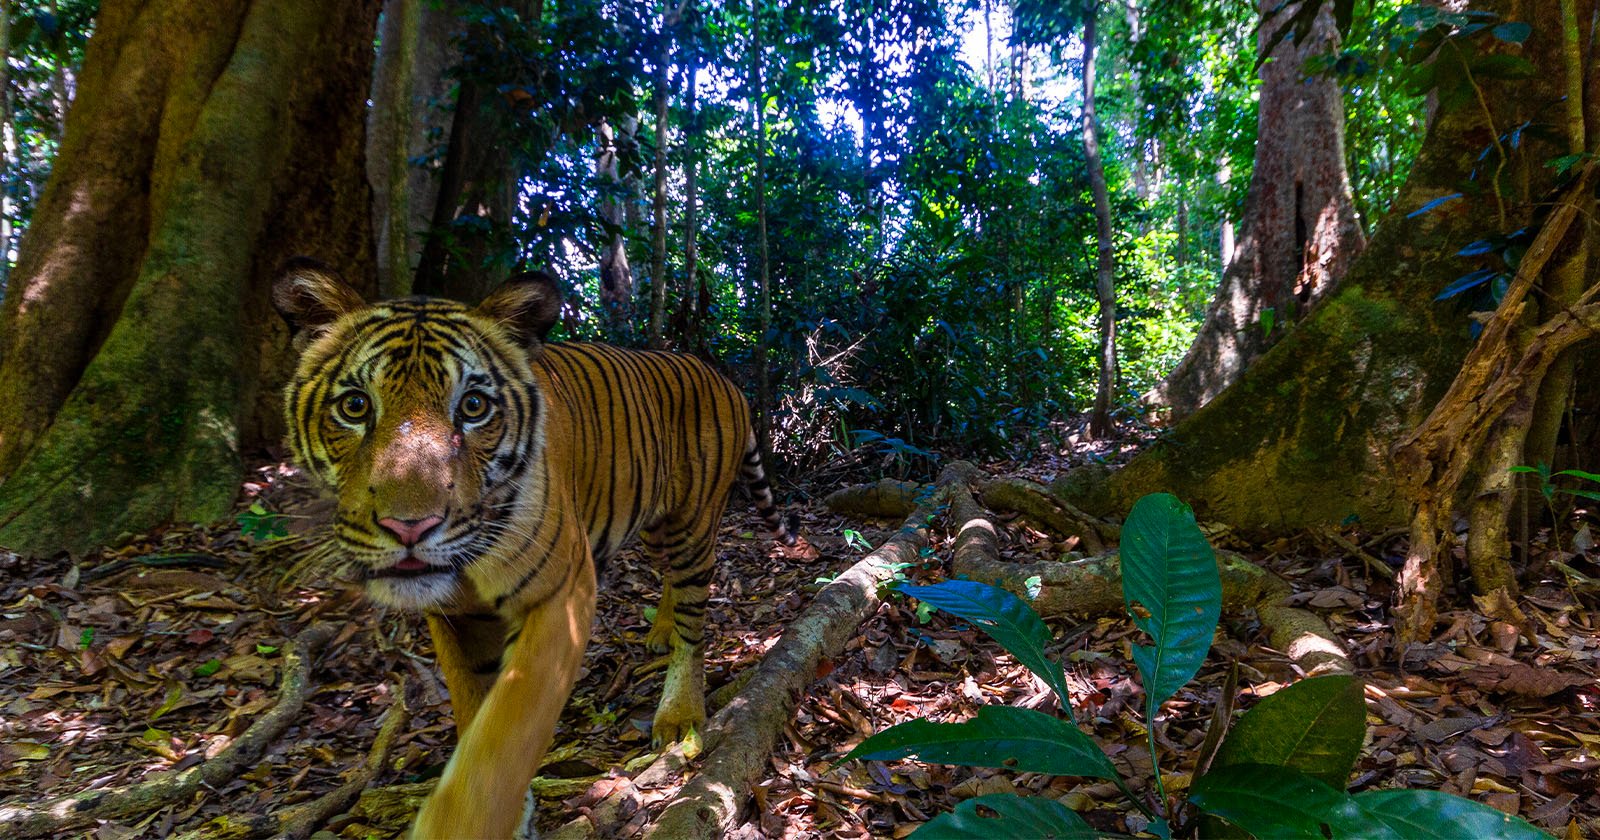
476 271 563 347
272 257 367 334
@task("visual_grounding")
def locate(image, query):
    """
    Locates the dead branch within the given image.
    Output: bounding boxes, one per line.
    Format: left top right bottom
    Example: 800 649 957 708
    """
276 675 411 839
548 465 966 840
822 477 924 519
954 549 1351 676
639 465 968 840
170 676 411 840
979 477 1117 552
0 624 338 839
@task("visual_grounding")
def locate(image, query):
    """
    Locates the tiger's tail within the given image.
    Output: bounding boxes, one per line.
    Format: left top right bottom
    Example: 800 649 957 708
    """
741 433 799 546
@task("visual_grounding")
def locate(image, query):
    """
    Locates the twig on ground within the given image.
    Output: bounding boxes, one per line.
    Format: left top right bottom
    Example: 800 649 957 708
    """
0 624 338 839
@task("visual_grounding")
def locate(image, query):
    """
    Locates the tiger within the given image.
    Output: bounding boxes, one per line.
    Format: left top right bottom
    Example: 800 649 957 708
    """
271 258 796 838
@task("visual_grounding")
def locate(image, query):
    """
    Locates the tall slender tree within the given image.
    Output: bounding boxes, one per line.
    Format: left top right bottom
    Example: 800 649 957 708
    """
1082 4 1119 438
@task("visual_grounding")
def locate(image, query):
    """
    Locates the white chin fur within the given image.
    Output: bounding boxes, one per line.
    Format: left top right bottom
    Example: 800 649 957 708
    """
365 574 459 610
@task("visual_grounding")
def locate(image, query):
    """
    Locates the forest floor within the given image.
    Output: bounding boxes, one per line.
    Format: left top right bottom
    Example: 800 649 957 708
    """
0 448 1597 839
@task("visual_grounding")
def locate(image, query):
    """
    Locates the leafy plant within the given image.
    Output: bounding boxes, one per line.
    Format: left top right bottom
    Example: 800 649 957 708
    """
236 501 290 542
845 492 1548 839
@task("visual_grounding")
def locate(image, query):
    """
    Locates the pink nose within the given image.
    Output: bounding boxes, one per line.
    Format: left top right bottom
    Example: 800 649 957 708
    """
376 515 444 547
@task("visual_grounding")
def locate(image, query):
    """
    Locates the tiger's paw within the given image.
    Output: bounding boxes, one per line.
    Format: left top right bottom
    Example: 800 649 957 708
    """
643 616 675 653
651 715 704 757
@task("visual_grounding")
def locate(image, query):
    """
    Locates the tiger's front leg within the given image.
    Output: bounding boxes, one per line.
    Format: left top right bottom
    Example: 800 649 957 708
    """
643 512 724 748
412 555 597 839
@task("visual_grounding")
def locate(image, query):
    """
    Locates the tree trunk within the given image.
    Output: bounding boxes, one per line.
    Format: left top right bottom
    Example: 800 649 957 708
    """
647 2 683 350
750 0 772 456
597 116 635 338
679 18 705 352
413 0 540 304
367 0 457 298
1146 0 1366 419
1093 0 1586 542
1083 8 1118 439
0 0 12 293
0 0 379 555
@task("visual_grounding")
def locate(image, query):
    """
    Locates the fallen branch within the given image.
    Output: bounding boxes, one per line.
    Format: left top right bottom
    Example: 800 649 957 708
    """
954 549 1351 676
822 477 924 519
979 477 1117 552
550 464 967 839
0 624 338 838
173 676 411 840
641 463 963 840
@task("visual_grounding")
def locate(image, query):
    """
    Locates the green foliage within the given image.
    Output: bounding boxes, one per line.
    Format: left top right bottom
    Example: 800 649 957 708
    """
236 501 290 542
847 493 1549 839
1210 675 1366 789
895 580 1074 716
914 794 1097 839
1119 493 1220 714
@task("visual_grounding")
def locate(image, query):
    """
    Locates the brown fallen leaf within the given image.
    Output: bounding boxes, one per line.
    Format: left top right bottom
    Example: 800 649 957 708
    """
1460 663 1591 697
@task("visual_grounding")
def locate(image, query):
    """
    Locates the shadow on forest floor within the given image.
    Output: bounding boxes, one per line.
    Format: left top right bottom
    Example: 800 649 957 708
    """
0 447 1596 838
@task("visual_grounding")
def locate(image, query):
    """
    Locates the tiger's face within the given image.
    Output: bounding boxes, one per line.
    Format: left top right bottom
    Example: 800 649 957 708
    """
273 260 562 611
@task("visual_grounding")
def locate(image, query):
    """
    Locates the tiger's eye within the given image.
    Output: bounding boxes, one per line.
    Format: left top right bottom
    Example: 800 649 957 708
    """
336 391 370 423
459 391 491 422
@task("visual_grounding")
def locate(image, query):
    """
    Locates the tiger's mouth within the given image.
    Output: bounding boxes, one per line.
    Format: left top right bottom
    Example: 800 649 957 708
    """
367 555 453 580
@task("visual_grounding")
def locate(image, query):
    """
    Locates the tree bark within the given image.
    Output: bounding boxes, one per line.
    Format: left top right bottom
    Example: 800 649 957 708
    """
0 0 379 555
647 2 684 349
597 116 636 338
1083 7 1118 439
680 18 705 352
1147 0 1366 418
751 0 772 455
367 0 457 298
1093 0 1587 543
413 1 540 304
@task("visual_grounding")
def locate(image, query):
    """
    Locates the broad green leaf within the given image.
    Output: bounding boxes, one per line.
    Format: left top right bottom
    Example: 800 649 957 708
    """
1406 192 1462 218
1190 764 1382 840
1354 789 1549 839
1213 675 1365 789
912 794 1097 839
1120 493 1220 712
898 580 1073 715
844 705 1117 781
1490 21 1531 44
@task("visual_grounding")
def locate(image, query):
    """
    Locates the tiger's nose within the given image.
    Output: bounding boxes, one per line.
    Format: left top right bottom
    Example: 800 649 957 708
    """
376 515 444 547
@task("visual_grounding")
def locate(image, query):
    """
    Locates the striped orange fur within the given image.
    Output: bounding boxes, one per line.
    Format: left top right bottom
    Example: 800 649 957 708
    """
273 260 794 838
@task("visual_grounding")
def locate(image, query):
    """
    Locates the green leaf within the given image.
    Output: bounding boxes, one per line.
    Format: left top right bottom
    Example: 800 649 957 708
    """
255 643 279 655
1190 764 1378 840
912 794 1097 839
1554 469 1600 483
149 682 185 722
897 580 1073 715
1406 193 1463 218
844 705 1118 781
1471 54 1536 79
1491 21 1531 44
1353 789 1549 839
1120 493 1220 712
194 659 222 678
78 628 95 649
1213 675 1366 789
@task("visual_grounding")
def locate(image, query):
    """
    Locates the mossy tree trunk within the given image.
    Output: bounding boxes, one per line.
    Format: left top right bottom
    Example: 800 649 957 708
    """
0 0 380 556
1100 0 1587 541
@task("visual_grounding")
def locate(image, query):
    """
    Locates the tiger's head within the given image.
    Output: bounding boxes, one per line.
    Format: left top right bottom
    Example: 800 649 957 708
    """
273 259 562 611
